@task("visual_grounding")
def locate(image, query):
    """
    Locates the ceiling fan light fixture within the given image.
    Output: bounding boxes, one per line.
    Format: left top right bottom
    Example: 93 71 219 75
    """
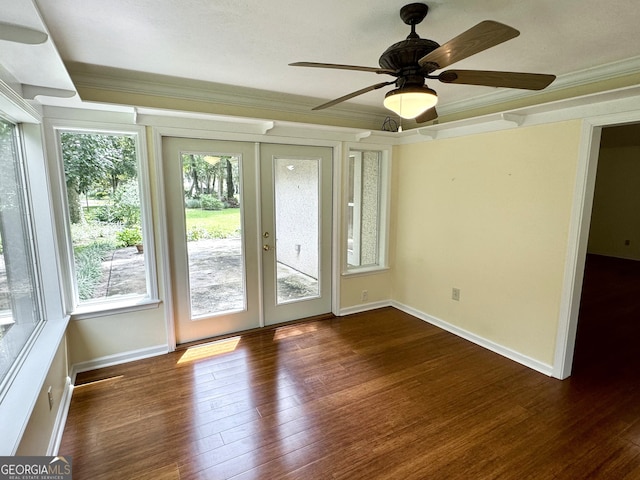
383 86 438 119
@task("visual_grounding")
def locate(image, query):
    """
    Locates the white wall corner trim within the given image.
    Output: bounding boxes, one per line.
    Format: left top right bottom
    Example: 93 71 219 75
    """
48 376 73 456
392 301 555 377
69 345 169 384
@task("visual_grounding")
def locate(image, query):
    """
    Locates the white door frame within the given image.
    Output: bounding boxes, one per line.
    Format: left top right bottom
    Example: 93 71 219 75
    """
259 143 333 325
553 110 640 379
151 126 342 351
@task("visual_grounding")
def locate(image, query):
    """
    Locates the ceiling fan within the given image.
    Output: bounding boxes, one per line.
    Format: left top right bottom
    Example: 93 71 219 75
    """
290 3 555 124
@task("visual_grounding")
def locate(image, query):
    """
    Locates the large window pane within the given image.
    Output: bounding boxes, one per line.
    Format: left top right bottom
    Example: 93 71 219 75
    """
0 119 43 392
347 150 381 268
59 131 147 305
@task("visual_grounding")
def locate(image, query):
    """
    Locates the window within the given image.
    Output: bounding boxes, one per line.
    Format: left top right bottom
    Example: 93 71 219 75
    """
346 148 390 272
0 119 44 395
53 126 156 314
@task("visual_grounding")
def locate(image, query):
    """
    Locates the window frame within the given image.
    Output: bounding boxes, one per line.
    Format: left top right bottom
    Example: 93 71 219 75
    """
0 112 68 454
0 118 46 399
45 120 159 317
342 144 391 275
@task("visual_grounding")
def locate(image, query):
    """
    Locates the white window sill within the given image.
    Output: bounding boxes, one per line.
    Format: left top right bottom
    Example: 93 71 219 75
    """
71 297 161 320
341 266 390 278
1 315 69 455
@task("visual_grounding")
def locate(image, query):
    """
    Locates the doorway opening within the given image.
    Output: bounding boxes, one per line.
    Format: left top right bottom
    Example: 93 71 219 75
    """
571 123 640 378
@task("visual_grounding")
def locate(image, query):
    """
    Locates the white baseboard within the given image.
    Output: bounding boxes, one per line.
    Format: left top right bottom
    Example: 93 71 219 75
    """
48 376 72 456
69 344 169 384
391 301 554 377
338 300 392 317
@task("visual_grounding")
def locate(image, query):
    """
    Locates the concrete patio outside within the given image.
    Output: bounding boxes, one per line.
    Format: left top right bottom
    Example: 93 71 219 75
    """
97 237 318 315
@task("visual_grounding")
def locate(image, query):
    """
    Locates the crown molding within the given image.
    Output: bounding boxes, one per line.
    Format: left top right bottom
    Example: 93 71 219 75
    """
0 78 42 123
64 54 640 132
399 83 640 144
66 63 392 130
21 84 76 100
133 106 397 145
438 55 640 117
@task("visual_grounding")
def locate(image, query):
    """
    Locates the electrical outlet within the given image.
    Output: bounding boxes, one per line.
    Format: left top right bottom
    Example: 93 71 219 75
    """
361 290 368 302
452 288 460 301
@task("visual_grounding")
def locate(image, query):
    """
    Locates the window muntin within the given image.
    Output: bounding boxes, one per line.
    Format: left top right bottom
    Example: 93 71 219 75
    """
347 149 385 270
56 128 154 311
0 119 44 395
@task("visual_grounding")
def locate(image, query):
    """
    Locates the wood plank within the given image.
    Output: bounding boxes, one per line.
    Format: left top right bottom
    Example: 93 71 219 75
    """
60 270 640 480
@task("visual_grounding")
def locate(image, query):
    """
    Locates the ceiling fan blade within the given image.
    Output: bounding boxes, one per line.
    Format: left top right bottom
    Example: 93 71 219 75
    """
439 70 556 90
415 107 438 124
312 81 395 110
290 62 396 75
418 21 519 70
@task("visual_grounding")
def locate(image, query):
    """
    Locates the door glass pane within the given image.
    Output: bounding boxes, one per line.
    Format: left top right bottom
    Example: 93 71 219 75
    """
181 153 244 318
274 157 319 304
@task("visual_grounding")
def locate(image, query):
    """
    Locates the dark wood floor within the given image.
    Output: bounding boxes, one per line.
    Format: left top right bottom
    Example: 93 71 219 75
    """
60 256 640 479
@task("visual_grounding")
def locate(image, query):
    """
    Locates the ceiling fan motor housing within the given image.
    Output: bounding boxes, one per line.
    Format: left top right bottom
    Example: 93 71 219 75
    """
378 38 440 75
291 2 556 121
379 2 440 78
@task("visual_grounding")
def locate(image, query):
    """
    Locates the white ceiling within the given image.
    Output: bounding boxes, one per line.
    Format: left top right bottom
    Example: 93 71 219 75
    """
7 0 640 117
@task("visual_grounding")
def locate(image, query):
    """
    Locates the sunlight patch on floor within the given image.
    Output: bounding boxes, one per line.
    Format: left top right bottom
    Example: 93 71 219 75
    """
273 323 318 340
74 375 124 389
177 336 241 364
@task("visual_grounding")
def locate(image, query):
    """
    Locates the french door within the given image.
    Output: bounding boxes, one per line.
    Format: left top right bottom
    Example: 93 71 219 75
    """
162 137 332 344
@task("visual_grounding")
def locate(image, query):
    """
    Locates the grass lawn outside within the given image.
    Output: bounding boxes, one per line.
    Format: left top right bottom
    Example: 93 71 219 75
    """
185 207 241 240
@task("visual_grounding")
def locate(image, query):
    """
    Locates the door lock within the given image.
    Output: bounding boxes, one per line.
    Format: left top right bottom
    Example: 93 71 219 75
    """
263 231 270 238
263 244 271 251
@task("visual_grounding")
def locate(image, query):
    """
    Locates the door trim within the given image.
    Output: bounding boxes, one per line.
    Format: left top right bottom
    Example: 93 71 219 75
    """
152 127 342 351
553 109 640 379
260 143 333 325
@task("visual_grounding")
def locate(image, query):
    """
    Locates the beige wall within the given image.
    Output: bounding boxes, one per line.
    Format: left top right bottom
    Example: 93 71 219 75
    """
392 121 583 365
340 271 393 309
66 307 167 366
16 338 68 455
588 145 640 260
